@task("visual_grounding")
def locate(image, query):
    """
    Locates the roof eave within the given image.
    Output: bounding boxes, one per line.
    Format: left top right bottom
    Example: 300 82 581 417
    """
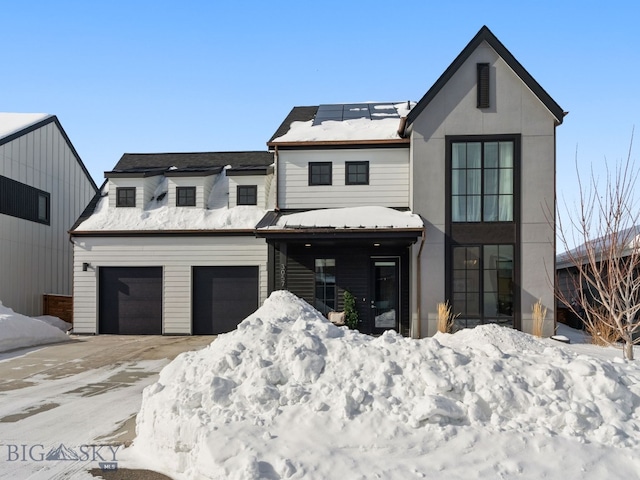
267 138 410 148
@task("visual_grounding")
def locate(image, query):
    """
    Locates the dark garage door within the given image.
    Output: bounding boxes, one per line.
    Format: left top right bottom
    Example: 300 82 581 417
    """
192 266 259 334
99 267 162 334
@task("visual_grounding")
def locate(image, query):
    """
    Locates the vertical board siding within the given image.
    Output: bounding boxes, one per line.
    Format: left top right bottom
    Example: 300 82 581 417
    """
278 244 411 335
73 235 268 334
278 148 410 209
0 121 96 316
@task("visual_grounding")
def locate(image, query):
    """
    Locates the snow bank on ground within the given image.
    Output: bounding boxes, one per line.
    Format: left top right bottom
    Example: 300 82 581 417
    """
0 302 69 352
76 168 267 231
134 291 640 479
34 315 73 332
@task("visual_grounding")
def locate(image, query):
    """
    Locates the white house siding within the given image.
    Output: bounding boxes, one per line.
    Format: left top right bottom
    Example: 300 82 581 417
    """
72 235 268 334
410 41 557 337
0 120 96 316
277 148 409 209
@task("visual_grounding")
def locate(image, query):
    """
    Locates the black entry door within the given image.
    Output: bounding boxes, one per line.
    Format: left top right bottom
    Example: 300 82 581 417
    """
99 267 163 334
192 266 259 334
370 258 400 334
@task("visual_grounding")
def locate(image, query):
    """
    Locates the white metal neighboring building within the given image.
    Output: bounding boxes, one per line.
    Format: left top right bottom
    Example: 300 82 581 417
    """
0 113 98 316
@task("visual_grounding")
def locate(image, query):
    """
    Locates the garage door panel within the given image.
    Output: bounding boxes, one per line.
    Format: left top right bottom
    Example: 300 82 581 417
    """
99 267 162 335
193 266 258 335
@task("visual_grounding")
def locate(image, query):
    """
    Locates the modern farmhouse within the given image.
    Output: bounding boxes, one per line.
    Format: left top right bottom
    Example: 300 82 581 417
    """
70 26 564 337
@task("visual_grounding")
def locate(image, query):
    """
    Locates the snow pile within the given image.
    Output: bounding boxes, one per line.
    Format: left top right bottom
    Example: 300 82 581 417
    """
75 169 267 231
134 291 640 479
0 302 69 352
34 315 73 332
264 205 424 230
273 102 415 143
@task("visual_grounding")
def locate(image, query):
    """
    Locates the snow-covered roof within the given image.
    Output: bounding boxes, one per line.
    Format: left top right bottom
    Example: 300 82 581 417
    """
269 102 415 144
0 113 51 141
260 206 423 231
73 168 268 232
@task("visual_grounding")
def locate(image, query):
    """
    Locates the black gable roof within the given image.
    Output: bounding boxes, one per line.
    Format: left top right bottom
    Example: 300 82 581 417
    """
267 106 318 144
406 25 565 127
110 151 273 174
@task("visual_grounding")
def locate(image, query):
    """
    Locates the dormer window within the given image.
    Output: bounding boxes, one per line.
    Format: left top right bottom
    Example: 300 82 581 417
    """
176 187 196 207
116 187 136 207
237 185 257 206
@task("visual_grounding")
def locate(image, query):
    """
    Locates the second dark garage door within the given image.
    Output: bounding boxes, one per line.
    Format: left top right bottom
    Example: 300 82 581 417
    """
192 266 259 334
99 267 163 334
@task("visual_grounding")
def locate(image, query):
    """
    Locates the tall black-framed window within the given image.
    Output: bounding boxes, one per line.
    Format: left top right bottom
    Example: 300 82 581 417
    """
116 187 136 207
345 161 369 185
452 244 514 328
37 193 49 223
451 140 514 222
315 258 336 315
176 186 196 206
237 185 257 206
309 162 332 186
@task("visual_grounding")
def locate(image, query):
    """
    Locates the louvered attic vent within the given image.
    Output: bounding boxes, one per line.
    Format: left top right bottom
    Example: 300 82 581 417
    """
477 63 490 108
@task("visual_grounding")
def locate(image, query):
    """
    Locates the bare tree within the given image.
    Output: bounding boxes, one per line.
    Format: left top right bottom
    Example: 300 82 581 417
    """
557 132 640 360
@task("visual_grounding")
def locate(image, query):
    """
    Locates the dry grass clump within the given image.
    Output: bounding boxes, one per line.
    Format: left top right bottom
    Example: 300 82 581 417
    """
532 299 548 337
585 318 620 346
437 301 457 334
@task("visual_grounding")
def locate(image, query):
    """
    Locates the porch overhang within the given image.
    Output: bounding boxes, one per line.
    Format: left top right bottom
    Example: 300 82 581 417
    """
256 227 423 246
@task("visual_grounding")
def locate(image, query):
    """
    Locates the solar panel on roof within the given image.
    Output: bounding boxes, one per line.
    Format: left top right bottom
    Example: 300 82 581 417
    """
312 103 401 126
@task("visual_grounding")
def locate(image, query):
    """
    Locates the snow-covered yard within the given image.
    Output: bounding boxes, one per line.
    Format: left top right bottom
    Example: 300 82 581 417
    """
0 302 70 352
1 293 639 479
129 291 640 480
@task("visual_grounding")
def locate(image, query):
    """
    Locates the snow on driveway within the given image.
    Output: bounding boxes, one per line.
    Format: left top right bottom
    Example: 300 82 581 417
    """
0 335 214 479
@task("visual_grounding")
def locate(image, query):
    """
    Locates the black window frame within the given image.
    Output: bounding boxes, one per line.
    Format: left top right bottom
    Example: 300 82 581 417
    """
116 187 136 207
237 185 258 206
0 175 51 226
450 139 516 223
451 244 515 329
345 161 369 185
37 192 50 223
308 162 332 186
477 63 490 108
176 186 196 207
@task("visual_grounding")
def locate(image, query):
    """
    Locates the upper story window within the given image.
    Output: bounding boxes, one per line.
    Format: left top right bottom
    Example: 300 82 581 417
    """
237 185 257 205
0 175 51 225
176 186 196 206
477 63 490 108
345 161 369 185
451 140 514 222
116 187 136 207
309 162 332 186
38 193 50 223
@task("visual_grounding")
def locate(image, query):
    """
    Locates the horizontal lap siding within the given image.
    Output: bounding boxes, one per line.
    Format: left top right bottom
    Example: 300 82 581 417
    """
279 148 409 209
73 236 268 334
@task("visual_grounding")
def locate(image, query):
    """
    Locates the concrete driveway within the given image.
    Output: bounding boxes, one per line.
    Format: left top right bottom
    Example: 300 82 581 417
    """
0 335 215 479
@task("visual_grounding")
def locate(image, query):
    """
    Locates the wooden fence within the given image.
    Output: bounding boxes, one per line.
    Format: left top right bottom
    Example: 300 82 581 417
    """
42 294 73 324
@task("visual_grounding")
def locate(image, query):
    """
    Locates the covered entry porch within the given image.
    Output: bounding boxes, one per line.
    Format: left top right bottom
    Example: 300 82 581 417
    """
260 231 421 336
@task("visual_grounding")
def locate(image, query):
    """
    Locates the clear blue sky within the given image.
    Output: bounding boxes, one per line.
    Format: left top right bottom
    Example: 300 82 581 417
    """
2 0 639 239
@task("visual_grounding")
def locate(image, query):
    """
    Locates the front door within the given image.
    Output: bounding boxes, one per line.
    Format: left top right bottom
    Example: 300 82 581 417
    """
371 258 400 334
